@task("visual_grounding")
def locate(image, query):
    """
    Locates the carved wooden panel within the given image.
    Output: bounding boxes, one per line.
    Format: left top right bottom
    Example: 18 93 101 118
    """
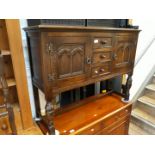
46 36 91 85
113 36 136 69
57 45 85 78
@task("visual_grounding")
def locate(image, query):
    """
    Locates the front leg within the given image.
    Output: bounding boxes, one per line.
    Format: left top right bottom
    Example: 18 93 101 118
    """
123 73 133 101
45 100 55 135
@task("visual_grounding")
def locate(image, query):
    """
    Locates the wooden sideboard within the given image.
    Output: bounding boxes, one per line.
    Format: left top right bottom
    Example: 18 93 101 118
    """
24 25 140 135
54 93 132 135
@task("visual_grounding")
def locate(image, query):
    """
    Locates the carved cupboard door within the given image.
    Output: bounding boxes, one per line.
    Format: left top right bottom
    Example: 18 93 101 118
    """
112 36 137 72
46 36 92 90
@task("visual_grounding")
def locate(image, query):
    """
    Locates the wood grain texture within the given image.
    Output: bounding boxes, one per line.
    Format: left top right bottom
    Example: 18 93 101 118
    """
5 19 33 129
25 25 140 134
24 25 141 32
53 93 131 135
0 104 43 135
0 20 9 50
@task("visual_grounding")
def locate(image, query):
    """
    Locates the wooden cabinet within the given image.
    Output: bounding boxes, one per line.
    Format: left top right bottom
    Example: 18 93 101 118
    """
24 25 140 134
54 93 132 135
46 36 91 87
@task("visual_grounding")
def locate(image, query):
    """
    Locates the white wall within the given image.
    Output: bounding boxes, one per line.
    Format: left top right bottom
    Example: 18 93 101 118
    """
130 19 155 100
19 19 36 118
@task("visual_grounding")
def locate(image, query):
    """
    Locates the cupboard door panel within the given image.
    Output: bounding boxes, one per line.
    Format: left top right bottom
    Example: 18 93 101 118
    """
46 36 91 87
113 36 137 72
58 48 71 77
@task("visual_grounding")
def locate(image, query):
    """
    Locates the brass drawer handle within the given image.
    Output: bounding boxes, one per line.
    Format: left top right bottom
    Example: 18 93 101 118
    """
125 109 128 112
100 40 107 45
100 68 105 72
100 55 106 59
90 128 95 132
94 70 99 74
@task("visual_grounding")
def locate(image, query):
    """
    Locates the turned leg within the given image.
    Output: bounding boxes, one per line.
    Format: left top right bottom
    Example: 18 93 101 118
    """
123 73 133 101
7 103 17 135
45 97 58 135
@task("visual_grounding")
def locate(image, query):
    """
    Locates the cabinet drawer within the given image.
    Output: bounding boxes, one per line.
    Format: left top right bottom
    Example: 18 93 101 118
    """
79 121 102 135
0 116 11 135
93 37 112 49
100 118 129 135
78 105 131 135
92 52 111 64
101 106 131 128
92 62 111 77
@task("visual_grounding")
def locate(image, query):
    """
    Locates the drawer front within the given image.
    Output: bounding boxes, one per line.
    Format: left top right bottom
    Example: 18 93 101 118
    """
92 52 112 65
45 36 92 89
92 62 111 78
78 105 131 135
100 118 130 135
0 116 11 135
101 105 131 128
112 35 137 72
108 121 129 135
79 121 102 135
93 37 112 49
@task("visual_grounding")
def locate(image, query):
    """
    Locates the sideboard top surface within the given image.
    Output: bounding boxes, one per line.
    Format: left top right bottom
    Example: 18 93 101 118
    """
24 25 141 32
53 93 131 135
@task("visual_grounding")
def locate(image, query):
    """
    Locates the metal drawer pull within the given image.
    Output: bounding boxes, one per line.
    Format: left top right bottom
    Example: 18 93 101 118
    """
94 70 99 74
69 129 75 133
100 55 106 59
94 39 99 43
100 40 107 45
90 128 95 132
125 109 128 112
100 68 105 72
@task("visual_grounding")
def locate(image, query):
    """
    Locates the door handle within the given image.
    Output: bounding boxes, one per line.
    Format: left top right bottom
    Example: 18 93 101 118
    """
113 53 117 60
86 57 92 65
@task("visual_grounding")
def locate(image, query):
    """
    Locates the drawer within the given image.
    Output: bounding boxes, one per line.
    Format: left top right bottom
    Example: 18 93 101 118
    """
108 120 129 135
92 62 111 77
79 121 102 135
79 105 131 135
93 37 112 49
92 52 111 64
100 118 130 135
101 106 131 128
0 116 11 135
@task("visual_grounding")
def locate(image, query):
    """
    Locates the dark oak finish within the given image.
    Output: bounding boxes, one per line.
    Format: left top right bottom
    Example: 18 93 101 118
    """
24 25 140 134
